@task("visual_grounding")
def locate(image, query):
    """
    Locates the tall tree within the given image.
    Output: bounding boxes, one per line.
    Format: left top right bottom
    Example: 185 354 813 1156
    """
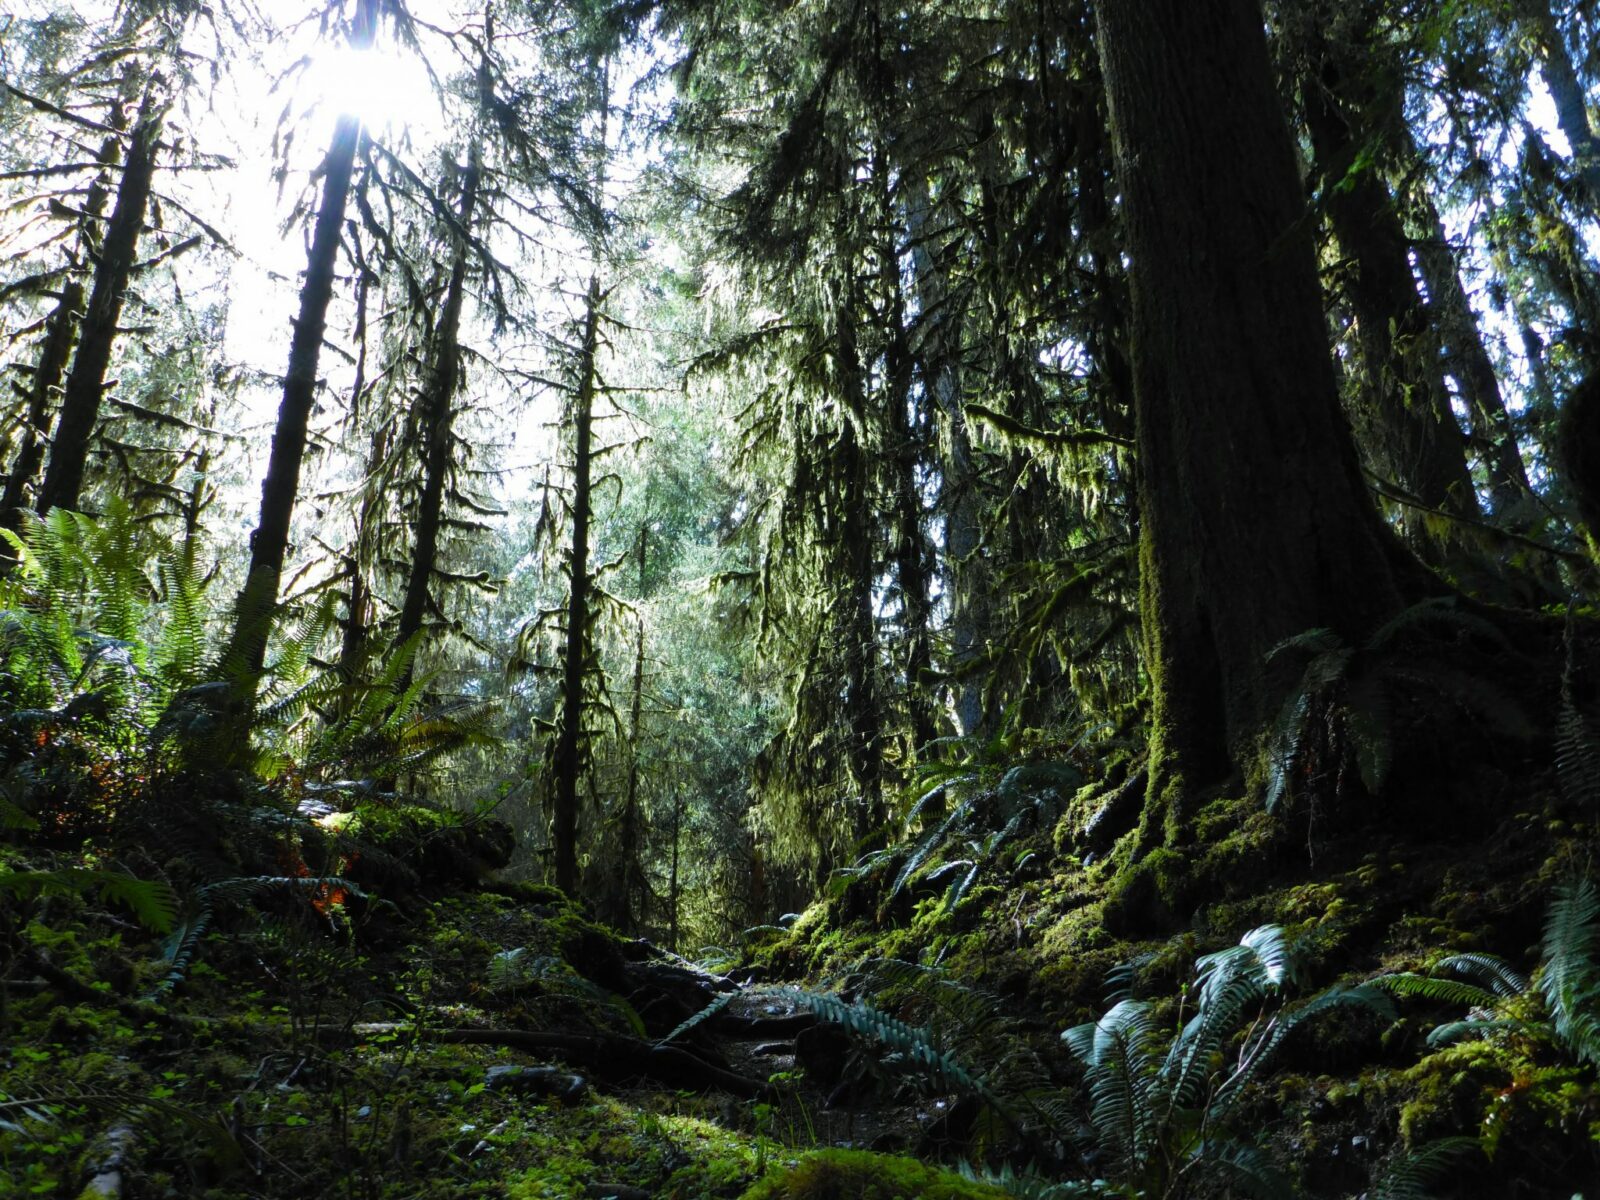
549 269 604 895
1515 0 1600 219
1092 0 1429 843
223 0 379 693
1295 19 1481 562
394 144 482 657
35 85 164 517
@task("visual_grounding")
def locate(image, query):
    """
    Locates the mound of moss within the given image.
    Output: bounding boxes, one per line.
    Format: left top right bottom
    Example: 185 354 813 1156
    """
740 1149 1009 1200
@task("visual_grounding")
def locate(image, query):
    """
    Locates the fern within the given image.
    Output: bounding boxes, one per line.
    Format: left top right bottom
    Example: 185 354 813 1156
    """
148 875 369 997
1064 926 1388 1196
775 985 1021 1132
1377 876 1600 1071
1371 1136 1480 1199
1539 876 1600 1066
0 868 176 934
1373 973 1502 1009
655 988 739 1046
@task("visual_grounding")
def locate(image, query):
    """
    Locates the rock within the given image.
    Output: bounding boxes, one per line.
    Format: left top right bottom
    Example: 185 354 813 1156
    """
483 1064 588 1103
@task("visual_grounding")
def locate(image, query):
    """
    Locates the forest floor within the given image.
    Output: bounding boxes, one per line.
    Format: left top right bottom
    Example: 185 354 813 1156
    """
3 760 1599 1199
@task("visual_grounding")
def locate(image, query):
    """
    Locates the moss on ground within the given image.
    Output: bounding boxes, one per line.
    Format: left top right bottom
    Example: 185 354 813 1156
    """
740 1149 1009 1200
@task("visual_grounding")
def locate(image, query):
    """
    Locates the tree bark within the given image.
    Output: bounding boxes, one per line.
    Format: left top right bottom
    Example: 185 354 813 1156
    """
2 281 83 530
905 180 989 739
395 149 481 656
35 100 161 517
834 298 886 842
1517 0 1600 219
224 0 378 691
1300 58 1481 561
1092 0 1424 841
876 171 937 755
552 272 603 896
615 523 649 931
1407 192 1537 519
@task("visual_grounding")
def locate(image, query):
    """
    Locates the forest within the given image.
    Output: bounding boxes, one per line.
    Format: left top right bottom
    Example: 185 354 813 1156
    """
1 0 1598 1196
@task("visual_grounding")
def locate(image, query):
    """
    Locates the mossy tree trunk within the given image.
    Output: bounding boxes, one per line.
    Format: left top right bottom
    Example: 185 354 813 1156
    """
1299 53 1480 564
905 180 988 738
1092 0 1427 843
395 148 481 659
876 167 937 756
835 295 886 844
614 522 649 931
35 95 162 518
551 271 603 897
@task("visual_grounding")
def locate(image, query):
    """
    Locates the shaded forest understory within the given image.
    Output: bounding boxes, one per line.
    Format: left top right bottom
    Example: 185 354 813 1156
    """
5 0 1600 1196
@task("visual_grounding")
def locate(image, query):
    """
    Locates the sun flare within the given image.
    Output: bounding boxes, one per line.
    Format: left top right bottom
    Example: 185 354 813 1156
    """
299 43 439 137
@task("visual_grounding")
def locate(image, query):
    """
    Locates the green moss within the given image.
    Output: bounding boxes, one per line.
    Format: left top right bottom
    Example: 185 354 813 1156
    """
1105 845 1192 932
740 1150 1010 1200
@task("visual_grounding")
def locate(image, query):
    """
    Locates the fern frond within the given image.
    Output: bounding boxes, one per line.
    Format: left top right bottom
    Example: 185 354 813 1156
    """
1372 973 1501 1009
0 869 176 934
1433 952 1528 998
656 989 739 1046
1371 1136 1480 1199
1539 876 1600 1065
1193 1138 1294 1200
1425 1016 1546 1047
1212 985 1392 1120
1368 596 1510 653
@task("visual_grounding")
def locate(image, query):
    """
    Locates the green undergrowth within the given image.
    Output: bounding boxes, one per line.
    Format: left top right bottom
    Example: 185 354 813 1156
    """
745 754 1600 1198
740 1148 1010 1199
0 869 781 1199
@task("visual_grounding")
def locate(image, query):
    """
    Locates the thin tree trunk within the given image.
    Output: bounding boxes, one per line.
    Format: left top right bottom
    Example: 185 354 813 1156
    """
876 166 937 755
1518 0 1600 218
3 56 139 532
668 788 682 953
1300 60 1481 562
35 98 162 517
1408 195 1536 518
225 0 377 691
395 149 481 656
552 272 603 896
339 425 389 689
835 299 885 842
616 523 649 931
1093 0 1424 842
905 180 988 739
2 281 82 529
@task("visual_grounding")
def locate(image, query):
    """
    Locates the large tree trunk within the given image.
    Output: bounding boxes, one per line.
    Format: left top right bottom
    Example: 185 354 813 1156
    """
35 101 162 517
1093 0 1425 842
551 272 603 897
1300 58 1480 563
395 149 481 656
224 0 377 690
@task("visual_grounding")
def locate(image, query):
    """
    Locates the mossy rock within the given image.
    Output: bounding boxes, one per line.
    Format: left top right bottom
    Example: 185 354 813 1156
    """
341 803 514 889
740 1150 1010 1200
